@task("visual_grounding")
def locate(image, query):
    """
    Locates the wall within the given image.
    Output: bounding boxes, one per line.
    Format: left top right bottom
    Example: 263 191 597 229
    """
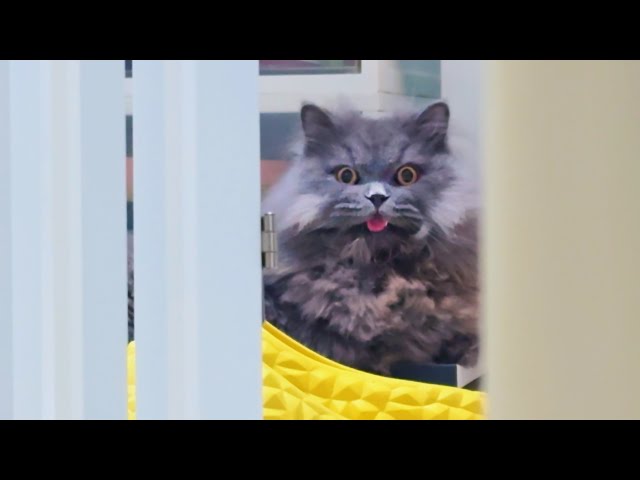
484 60 640 419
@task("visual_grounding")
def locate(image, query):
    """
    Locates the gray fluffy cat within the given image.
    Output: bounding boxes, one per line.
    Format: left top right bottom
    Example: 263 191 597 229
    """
262 101 479 376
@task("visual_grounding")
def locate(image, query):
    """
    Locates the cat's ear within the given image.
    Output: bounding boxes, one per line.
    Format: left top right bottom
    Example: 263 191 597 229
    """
414 101 450 147
301 103 337 144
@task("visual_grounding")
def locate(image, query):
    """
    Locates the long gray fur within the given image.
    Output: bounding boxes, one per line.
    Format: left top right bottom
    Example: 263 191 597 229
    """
262 102 479 375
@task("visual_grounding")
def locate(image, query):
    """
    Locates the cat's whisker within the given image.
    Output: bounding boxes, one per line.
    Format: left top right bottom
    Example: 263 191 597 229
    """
393 213 424 222
334 203 363 211
335 201 361 206
425 234 456 255
393 205 421 214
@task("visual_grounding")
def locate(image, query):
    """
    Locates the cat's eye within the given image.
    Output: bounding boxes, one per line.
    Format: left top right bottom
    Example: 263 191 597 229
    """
335 166 359 185
395 165 419 186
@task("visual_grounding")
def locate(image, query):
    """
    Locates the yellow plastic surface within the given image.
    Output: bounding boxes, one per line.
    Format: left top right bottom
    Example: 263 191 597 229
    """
127 341 136 420
127 322 486 420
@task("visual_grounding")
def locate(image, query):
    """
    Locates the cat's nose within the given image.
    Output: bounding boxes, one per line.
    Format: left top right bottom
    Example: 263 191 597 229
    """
367 194 389 209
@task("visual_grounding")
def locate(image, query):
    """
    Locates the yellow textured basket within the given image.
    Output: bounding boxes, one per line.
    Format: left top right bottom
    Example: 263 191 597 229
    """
127 322 486 420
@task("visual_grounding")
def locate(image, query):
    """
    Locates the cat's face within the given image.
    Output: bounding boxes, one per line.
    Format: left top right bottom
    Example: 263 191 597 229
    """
275 102 467 247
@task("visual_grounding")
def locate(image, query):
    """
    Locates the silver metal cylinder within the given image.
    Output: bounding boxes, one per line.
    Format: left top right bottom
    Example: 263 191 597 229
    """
262 212 277 269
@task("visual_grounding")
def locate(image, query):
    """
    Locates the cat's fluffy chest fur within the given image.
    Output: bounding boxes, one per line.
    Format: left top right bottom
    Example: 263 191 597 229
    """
264 217 478 375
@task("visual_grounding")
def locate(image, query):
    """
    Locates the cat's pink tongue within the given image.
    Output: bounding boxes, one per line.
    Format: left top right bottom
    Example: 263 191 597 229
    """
367 215 388 233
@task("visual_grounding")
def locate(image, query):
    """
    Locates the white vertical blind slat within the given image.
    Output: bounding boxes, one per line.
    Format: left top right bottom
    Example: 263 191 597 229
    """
134 60 262 419
0 61 12 419
10 60 49 419
1 60 126 419
79 61 127 419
